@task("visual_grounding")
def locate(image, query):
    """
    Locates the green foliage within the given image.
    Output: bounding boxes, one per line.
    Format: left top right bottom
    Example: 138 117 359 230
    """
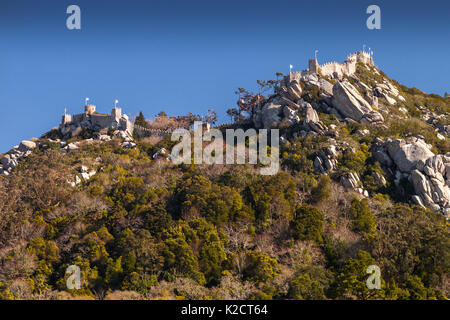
323 235 348 268
288 266 331 300
163 226 206 285
330 250 383 300
349 198 377 240
374 204 449 297
283 152 313 172
109 176 145 211
361 162 389 195
309 174 331 203
243 250 279 284
302 85 321 103
244 172 296 228
1 97 449 300
291 204 324 243
337 145 369 176
134 111 148 128
174 172 245 224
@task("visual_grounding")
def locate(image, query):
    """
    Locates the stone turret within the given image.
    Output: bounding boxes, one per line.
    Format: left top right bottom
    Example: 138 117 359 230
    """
61 113 72 125
112 107 122 120
85 105 96 115
308 58 319 73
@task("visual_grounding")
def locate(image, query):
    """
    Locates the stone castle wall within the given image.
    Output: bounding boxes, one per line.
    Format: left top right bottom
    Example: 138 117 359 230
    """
318 51 373 78
60 106 134 134
286 51 374 82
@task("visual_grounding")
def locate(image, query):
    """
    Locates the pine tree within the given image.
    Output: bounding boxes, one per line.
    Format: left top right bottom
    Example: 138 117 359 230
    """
135 111 148 128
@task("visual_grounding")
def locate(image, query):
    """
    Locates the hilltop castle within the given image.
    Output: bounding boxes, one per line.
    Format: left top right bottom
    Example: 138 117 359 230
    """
295 51 374 80
60 104 134 136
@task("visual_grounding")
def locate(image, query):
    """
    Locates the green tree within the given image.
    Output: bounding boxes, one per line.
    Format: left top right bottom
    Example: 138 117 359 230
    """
331 250 384 300
163 226 206 285
349 198 377 240
291 204 324 243
134 111 148 128
309 174 331 203
288 267 331 300
243 250 279 284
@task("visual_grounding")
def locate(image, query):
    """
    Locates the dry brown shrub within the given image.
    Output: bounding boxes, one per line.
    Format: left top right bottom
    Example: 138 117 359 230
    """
213 273 256 300
146 278 210 300
141 136 162 146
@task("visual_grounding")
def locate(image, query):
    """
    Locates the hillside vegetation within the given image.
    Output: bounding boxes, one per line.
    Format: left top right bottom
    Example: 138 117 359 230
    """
0 59 449 300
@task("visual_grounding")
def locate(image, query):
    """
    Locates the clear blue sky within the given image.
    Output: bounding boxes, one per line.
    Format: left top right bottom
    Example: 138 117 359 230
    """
0 0 449 152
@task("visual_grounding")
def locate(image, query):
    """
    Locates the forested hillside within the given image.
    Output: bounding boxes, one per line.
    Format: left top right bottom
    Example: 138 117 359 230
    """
0 60 449 300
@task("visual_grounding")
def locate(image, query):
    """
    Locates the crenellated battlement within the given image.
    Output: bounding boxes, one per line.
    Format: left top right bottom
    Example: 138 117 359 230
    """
314 50 374 78
60 103 134 135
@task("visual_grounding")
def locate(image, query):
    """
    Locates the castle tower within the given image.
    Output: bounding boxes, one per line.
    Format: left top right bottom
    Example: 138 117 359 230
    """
85 105 96 115
112 107 122 120
308 58 319 73
61 108 72 125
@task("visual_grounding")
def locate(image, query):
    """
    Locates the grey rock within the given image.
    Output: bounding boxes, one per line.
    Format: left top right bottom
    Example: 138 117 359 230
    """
283 106 300 124
392 140 435 172
361 110 384 123
280 97 300 109
331 80 383 123
411 195 425 208
341 172 361 189
18 140 37 152
372 171 387 186
153 147 169 159
287 82 303 100
66 143 79 151
98 134 111 142
444 208 450 221
304 104 320 124
373 150 393 167
71 126 83 138
411 170 431 196
261 103 282 129
318 78 334 96
386 139 404 159
314 156 324 173
1 155 11 167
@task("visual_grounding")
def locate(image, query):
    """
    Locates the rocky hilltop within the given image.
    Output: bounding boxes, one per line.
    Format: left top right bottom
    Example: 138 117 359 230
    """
248 53 449 217
0 51 449 300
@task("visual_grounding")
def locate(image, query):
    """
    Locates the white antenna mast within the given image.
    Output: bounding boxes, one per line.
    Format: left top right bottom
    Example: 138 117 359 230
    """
85 97 89 105
115 99 119 108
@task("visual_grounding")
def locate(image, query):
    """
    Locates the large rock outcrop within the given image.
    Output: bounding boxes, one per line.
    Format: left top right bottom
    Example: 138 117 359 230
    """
372 137 450 217
0 140 38 175
331 80 384 124
253 80 303 129
392 139 435 172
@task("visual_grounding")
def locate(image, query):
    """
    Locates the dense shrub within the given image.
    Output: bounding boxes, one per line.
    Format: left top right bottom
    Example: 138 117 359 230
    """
243 250 279 284
349 198 377 240
309 175 331 203
291 204 324 243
